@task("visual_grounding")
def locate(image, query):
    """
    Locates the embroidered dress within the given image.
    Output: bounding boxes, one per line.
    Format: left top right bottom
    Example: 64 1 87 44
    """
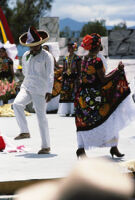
75 56 135 149
52 65 63 98
0 57 16 103
0 57 13 82
47 65 62 113
58 54 81 115
60 54 81 102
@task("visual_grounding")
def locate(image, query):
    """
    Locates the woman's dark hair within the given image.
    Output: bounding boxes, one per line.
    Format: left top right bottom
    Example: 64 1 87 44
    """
67 42 74 47
100 45 103 51
0 47 6 51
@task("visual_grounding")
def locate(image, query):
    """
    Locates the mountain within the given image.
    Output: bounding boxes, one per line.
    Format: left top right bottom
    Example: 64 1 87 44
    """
59 18 86 31
59 18 115 32
129 26 135 29
106 26 113 30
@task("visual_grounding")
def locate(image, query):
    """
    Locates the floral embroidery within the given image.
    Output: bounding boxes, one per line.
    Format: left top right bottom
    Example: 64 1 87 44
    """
99 103 110 117
82 76 87 83
117 80 129 94
52 67 63 98
75 57 130 131
76 117 87 127
79 96 86 108
87 65 96 74
102 81 112 90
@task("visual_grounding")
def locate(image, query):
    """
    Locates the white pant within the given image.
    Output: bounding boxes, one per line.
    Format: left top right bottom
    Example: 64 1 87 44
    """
13 88 50 148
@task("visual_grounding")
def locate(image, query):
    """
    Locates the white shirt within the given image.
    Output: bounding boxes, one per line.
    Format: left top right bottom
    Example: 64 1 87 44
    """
21 49 54 96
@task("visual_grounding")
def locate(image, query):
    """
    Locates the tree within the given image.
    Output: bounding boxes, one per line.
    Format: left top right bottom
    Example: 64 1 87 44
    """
1 0 54 44
60 26 71 38
113 22 127 30
80 19 107 37
0 0 9 11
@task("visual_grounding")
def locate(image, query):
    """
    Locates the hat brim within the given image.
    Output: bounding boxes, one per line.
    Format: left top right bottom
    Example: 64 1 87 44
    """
19 30 49 47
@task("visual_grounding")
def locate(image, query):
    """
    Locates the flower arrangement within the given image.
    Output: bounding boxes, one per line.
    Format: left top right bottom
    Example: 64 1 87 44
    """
81 33 101 51
0 79 16 102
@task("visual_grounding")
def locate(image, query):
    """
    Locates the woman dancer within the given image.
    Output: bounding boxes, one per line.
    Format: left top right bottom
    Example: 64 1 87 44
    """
0 47 15 104
58 42 81 116
75 33 135 158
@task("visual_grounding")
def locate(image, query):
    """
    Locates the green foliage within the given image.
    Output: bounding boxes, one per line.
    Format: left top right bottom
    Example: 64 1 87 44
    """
60 26 71 38
0 0 9 10
80 19 107 37
113 22 127 30
60 27 80 38
0 0 53 44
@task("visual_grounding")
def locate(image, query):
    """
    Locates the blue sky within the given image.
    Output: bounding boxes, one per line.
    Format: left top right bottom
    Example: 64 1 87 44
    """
50 0 135 27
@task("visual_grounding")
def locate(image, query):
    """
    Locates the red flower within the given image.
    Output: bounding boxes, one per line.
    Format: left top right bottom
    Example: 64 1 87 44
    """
96 57 101 62
81 33 101 51
81 35 93 50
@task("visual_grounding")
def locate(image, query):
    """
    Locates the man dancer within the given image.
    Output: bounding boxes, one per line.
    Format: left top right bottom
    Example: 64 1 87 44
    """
13 26 54 154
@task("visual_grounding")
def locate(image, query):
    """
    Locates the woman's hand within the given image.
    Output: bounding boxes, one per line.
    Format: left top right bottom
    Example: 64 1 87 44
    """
118 61 124 71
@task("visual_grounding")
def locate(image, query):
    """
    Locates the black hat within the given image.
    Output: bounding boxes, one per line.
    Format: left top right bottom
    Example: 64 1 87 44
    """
19 26 49 47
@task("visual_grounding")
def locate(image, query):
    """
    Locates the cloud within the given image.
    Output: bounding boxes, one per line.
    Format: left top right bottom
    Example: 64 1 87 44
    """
50 0 135 26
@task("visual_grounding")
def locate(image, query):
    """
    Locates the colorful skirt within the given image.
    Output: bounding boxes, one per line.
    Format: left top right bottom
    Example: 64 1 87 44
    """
59 74 76 103
75 70 135 149
77 93 135 149
75 70 130 131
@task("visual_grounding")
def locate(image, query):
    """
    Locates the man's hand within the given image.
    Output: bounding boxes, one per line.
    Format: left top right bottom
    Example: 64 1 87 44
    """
45 93 52 102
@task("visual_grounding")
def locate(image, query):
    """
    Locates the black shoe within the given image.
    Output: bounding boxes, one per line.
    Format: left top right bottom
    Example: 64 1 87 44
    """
110 146 125 158
70 114 75 117
76 148 86 159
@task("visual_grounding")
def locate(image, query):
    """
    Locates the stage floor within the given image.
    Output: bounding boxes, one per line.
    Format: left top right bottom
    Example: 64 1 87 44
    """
0 112 135 194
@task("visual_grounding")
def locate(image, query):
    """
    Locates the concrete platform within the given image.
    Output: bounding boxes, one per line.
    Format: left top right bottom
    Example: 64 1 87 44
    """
0 59 135 195
0 113 135 195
